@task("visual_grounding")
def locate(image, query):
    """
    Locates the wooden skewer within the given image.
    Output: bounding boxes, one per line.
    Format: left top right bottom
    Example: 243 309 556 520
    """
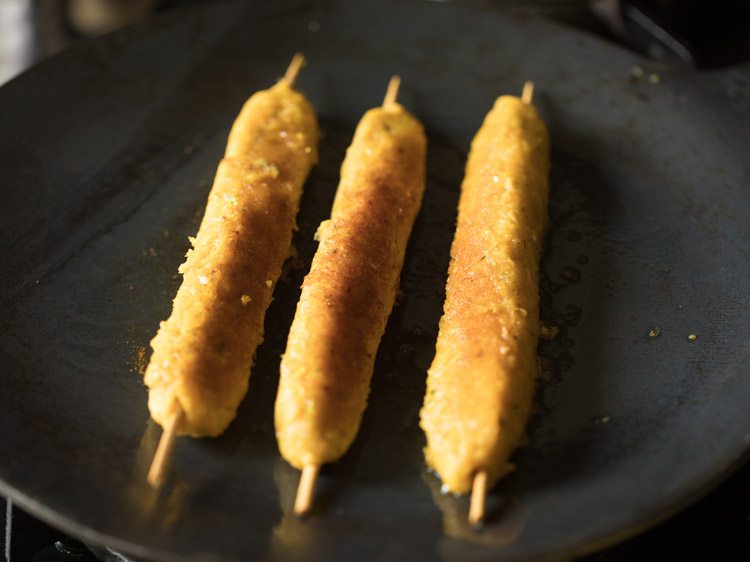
294 465 320 516
468 470 488 527
147 402 184 487
383 75 401 107
283 52 306 87
521 80 535 105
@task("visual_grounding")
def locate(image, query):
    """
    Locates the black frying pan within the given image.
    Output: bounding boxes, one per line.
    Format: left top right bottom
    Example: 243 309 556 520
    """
0 1 748 561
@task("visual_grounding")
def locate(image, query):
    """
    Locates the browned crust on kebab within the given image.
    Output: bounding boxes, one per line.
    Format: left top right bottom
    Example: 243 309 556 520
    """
145 81 318 437
275 103 426 468
420 96 550 493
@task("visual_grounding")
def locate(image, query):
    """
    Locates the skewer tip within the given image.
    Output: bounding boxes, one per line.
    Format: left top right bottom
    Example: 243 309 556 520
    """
468 471 488 528
147 405 184 488
521 81 535 105
294 465 320 516
383 75 401 107
283 52 306 87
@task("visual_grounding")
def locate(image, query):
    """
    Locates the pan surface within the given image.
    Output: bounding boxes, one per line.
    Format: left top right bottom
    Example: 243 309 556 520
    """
0 1 748 560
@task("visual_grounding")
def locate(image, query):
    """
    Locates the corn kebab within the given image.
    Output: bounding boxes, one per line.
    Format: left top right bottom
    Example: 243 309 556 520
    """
145 54 318 486
275 77 426 514
419 83 549 525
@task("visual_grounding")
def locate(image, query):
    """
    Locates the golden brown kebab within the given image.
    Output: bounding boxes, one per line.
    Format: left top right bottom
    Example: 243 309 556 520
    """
144 54 319 486
274 77 427 514
419 83 550 525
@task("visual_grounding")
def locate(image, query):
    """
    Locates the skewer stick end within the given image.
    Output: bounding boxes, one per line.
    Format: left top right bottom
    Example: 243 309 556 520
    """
147 404 184 488
383 75 401 107
521 81 535 105
283 52 306 87
294 465 320 516
468 471 488 528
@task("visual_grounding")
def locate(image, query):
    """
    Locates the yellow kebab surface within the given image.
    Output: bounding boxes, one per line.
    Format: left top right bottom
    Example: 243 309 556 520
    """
144 80 318 437
275 102 426 469
420 95 550 493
